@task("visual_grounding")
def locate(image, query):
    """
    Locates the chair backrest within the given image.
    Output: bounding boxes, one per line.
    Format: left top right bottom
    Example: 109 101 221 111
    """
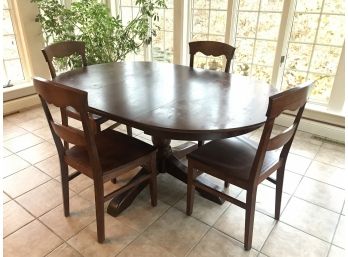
189 41 236 72
41 41 87 78
33 77 101 175
250 81 312 182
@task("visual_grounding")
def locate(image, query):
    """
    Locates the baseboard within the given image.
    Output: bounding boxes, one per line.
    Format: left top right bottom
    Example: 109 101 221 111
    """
3 94 40 115
276 114 345 143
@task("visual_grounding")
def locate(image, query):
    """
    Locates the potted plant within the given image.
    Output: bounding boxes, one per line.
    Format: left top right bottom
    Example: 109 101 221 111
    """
32 0 166 69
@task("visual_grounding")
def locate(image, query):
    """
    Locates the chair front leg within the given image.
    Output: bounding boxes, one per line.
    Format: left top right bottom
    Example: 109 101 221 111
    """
244 189 257 250
94 181 105 243
275 166 285 220
60 163 70 217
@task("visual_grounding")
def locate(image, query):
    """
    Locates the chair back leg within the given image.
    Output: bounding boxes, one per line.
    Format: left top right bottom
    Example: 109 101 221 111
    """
275 166 285 220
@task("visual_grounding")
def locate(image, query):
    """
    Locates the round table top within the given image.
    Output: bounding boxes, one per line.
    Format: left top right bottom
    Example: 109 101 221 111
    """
54 61 278 140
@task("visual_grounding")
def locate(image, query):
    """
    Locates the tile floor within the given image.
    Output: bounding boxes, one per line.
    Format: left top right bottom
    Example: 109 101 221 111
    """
2 105 346 257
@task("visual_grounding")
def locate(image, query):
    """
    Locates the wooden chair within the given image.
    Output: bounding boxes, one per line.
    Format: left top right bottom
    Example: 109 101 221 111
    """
33 77 157 243
41 40 132 135
189 41 236 147
189 40 236 73
186 81 312 250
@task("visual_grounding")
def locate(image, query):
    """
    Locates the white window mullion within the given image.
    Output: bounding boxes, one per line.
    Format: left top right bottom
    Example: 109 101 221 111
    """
327 42 345 113
272 0 295 87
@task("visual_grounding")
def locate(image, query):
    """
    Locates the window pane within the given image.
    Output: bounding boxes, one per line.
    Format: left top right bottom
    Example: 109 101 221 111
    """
260 0 283 11
310 45 341 74
192 9 209 34
307 74 334 104
251 65 272 83
210 0 228 10
286 43 313 71
235 38 254 63
253 40 276 66
209 11 227 35
237 12 257 38
295 0 323 12
323 0 344 14
316 15 345 45
290 13 320 43
239 0 260 11
257 13 281 40
4 59 24 81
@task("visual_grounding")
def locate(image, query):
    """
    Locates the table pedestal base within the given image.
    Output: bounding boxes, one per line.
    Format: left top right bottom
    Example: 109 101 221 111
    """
107 136 224 217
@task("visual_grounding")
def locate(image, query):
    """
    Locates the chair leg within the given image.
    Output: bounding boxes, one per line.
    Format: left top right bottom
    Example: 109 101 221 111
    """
94 181 105 243
224 180 229 188
275 167 285 220
60 163 70 217
198 140 204 147
126 126 132 136
149 153 157 207
186 162 197 216
244 189 257 250
111 178 117 184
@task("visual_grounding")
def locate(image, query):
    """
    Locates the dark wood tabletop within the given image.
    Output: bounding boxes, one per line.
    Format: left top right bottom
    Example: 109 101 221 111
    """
54 61 278 141
54 61 278 216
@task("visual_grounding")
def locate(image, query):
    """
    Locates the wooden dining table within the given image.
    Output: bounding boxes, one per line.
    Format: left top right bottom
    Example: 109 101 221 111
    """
54 61 278 216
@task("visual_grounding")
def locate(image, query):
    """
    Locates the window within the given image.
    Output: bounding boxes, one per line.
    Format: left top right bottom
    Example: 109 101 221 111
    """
280 0 344 105
2 0 26 86
188 0 228 71
231 0 284 84
152 0 174 63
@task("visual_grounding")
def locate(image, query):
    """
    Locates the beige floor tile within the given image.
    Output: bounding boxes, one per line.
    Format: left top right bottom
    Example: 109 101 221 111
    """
46 243 83 257
3 220 62 257
157 173 187 206
65 172 94 193
17 141 57 164
2 147 12 157
31 126 53 140
40 195 96 240
17 117 48 132
285 153 312 175
262 222 330 257
16 179 75 217
3 122 28 141
332 215 346 249
280 197 339 241
328 246 346 257
117 235 176 257
174 193 231 226
3 166 51 198
3 192 11 203
237 184 291 218
68 215 139 257
305 161 345 189
214 204 276 250
188 228 259 257
3 201 35 237
115 191 170 232
262 170 303 195
294 177 345 213
142 207 209 256
35 154 62 178
290 140 321 159
3 154 31 178
315 147 345 169
4 135 43 156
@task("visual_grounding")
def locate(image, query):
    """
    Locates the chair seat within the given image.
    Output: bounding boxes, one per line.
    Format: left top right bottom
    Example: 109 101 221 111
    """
65 129 156 177
187 136 279 181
